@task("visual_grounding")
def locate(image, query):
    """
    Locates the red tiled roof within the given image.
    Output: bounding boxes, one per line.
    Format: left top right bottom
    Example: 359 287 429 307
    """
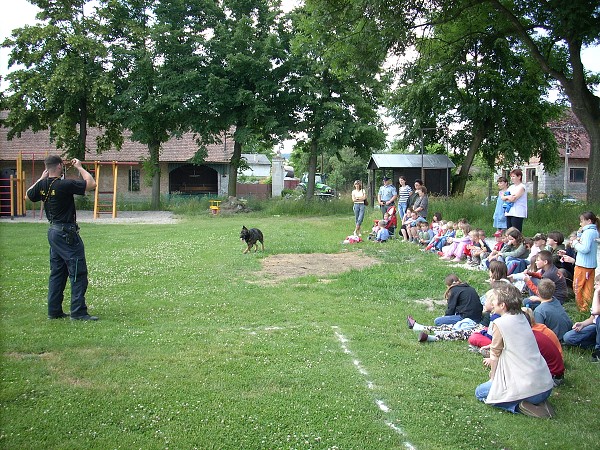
1 111 235 164
547 109 590 160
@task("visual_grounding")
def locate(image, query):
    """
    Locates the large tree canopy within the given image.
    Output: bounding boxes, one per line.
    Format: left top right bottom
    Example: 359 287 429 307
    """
387 4 562 195
288 5 387 199
193 0 292 197
2 0 121 159
98 0 218 208
308 0 600 201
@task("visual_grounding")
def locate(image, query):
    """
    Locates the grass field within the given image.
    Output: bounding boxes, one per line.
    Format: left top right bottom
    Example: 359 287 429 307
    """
0 208 597 449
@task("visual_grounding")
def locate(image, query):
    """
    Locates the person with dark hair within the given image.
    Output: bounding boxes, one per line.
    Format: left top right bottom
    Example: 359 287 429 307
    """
351 180 367 237
25 156 99 321
377 176 397 218
520 250 568 305
407 274 482 328
412 185 429 219
397 176 412 219
493 176 509 231
547 231 565 267
407 179 423 209
475 283 555 418
500 169 527 232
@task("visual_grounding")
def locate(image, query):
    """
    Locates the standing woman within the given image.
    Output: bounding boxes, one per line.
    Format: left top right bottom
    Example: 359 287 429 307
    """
397 176 412 220
351 180 367 236
501 169 527 232
562 211 600 312
493 176 508 232
412 186 429 219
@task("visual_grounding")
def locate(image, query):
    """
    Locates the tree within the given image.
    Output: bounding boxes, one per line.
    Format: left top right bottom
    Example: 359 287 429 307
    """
98 0 217 209
194 0 293 198
387 6 562 195
287 5 387 200
307 0 600 201
1 0 121 159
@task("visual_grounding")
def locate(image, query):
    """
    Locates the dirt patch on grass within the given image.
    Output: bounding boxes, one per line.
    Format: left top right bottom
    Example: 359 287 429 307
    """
251 251 381 285
414 297 447 311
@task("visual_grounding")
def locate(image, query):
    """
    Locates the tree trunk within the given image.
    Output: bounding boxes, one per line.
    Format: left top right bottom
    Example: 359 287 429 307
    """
451 124 487 196
564 95 600 203
306 139 318 201
228 140 242 197
149 141 161 210
489 0 600 203
77 99 87 160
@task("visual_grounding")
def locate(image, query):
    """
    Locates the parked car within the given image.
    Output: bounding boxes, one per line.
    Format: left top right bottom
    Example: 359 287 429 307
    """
537 194 581 204
481 195 498 206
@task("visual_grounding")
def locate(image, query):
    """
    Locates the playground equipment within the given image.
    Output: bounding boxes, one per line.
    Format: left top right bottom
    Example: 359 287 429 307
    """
209 199 221 215
0 152 138 220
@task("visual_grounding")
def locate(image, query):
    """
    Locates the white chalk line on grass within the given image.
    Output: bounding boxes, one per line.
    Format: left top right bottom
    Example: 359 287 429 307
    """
332 326 416 449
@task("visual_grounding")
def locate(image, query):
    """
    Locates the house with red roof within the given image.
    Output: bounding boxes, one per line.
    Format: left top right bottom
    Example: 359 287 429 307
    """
520 109 590 199
1 110 242 207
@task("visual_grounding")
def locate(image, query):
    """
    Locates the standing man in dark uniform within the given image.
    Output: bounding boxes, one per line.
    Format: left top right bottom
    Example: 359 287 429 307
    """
26 156 99 321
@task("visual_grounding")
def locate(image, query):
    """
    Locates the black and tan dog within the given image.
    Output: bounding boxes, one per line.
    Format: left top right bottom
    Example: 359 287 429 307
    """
240 226 264 253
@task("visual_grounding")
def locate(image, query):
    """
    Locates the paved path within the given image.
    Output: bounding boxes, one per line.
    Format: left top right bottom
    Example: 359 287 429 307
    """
0 210 178 224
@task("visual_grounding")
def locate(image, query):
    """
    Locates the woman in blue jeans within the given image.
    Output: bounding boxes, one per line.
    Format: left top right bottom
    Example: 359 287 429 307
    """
562 275 600 362
475 283 555 417
351 180 367 236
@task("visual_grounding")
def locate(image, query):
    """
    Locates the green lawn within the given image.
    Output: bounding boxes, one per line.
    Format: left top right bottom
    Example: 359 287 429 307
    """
0 212 596 449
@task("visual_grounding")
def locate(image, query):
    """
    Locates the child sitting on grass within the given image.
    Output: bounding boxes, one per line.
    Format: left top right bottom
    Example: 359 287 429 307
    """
474 283 555 418
417 221 434 246
375 220 390 242
440 222 472 262
530 279 573 342
406 274 482 328
519 250 568 305
409 287 497 343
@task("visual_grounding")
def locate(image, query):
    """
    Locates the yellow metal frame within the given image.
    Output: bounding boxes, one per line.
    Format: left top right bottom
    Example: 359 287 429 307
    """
209 200 221 215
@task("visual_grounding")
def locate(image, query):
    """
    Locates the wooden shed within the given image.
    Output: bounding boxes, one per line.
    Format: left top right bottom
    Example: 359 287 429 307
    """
367 154 455 197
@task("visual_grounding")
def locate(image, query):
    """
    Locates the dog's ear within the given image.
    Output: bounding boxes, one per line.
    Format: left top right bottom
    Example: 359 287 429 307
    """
242 226 247 230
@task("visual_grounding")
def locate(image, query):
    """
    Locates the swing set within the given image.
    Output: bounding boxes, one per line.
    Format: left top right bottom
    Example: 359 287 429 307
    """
0 151 138 219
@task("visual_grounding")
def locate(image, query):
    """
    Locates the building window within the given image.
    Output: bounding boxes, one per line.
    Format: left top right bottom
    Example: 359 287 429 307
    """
129 169 140 191
525 168 536 182
569 168 586 183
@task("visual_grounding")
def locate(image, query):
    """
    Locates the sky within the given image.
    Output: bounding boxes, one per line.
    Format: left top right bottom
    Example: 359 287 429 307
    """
1 0 599 149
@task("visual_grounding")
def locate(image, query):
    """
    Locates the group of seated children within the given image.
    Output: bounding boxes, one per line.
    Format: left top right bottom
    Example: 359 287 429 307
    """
406 269 600 418
402 210 599 417
415 214 495 267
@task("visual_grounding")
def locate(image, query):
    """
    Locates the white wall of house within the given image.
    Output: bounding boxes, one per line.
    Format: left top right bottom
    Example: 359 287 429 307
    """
522 161 588 198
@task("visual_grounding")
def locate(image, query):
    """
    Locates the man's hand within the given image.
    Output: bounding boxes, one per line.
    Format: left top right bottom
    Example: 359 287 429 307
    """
71 158 82 169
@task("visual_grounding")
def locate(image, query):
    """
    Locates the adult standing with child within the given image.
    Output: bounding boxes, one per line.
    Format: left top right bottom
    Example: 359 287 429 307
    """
25 156 99 321
351 180 367 237
493 176 508 231
501 169 527 232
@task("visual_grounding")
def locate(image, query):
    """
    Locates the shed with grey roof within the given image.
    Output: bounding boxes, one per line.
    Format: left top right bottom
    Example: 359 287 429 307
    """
367 154 455 197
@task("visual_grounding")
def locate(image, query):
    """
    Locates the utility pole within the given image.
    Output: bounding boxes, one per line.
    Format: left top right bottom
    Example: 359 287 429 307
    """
550 125 583 197
419 127 436 184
